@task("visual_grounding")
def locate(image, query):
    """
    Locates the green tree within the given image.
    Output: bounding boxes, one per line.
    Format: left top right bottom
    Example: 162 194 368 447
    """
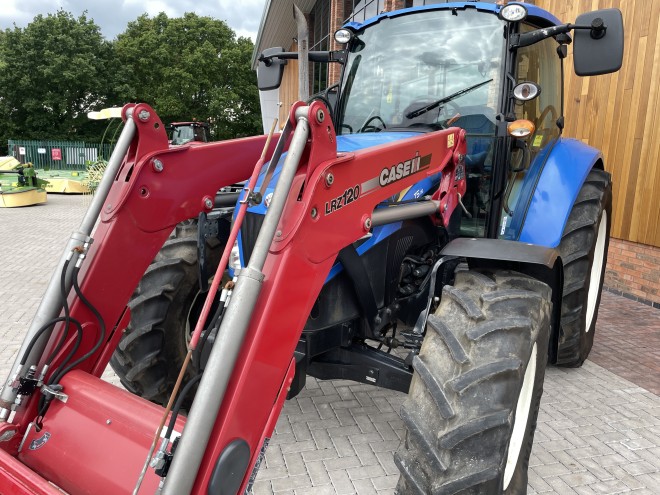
114 13 261 139
0 29 10 154
0 10 115 147
209 36 262 139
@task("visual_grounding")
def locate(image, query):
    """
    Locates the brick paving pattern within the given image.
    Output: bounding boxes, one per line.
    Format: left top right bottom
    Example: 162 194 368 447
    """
1 195 659 494
590 292 660 396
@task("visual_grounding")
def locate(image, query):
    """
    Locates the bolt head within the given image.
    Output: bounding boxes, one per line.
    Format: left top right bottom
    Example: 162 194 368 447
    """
364 217 372 230
0 430 16 442
311 207 318 218
138 109 150 121
316 109 325 123
152 159 164 172
325 172 334 186
204 198 214 209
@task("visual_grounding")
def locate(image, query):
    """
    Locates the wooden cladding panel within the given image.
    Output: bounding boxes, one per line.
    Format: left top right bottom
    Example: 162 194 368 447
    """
279 42 300 126
538 0 660 247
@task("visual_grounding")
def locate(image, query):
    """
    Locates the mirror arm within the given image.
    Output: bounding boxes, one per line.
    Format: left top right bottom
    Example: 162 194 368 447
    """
510 18 606 50
258 50 346 65
510 24 571 49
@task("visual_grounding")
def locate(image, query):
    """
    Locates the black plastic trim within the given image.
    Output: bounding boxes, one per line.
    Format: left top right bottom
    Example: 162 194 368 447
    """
306 344 413 393
338 245 380 334
207 439 251 495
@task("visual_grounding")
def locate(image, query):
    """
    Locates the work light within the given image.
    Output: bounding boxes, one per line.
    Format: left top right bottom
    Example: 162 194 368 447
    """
500 4 528 22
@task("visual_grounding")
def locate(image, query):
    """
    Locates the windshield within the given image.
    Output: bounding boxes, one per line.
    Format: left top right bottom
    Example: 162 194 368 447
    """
171 126 195 145
338 8 505 134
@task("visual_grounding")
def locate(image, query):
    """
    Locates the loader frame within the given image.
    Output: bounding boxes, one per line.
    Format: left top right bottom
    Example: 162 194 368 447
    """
0 100 465 494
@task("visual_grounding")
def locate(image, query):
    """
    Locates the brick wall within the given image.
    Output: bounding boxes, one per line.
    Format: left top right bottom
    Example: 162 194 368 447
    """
605 238 660 308
327 0 347 84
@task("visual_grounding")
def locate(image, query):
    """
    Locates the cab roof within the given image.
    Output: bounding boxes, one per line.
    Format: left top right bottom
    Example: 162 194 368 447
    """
343 2 562 32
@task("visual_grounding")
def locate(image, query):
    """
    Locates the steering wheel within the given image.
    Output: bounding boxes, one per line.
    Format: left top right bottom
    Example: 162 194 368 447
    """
359 115 387 133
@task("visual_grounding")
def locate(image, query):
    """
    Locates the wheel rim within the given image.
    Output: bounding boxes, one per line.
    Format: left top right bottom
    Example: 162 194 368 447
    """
586 210 607 333
503 343 537 490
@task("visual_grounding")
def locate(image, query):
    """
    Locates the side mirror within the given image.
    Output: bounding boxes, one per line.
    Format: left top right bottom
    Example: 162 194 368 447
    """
257 47 287 91
573 9 624 76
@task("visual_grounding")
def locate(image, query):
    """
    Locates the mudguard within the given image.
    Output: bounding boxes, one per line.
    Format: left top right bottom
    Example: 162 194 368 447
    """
440 237 563 363
516 138 603 248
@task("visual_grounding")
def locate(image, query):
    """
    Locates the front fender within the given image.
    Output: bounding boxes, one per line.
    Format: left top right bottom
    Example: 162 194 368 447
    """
518 137 603 248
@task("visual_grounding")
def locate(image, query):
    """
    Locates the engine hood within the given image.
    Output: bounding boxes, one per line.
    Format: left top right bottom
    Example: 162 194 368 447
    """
336 131 423 152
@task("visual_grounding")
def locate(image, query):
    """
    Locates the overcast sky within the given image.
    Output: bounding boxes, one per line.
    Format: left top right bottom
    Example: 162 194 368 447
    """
0 0 267 40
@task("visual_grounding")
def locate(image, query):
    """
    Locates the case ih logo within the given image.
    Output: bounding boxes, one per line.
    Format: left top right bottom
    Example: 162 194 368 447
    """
379 152 431 187
29 431 51 450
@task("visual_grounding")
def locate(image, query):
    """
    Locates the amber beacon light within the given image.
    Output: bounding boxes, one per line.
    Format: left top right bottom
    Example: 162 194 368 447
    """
507 119 536 137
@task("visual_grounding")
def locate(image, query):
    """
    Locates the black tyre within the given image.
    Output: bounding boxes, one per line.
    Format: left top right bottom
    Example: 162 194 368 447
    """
395 269 551 494
110 222 223 405
556 169 611 367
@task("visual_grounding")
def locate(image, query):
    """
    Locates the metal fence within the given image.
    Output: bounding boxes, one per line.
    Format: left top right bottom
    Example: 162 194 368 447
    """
7 140 115 170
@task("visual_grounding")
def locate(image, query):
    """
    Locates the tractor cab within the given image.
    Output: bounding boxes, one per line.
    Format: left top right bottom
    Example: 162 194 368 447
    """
336 6 505 237
258 2 623 240
168 121 210 145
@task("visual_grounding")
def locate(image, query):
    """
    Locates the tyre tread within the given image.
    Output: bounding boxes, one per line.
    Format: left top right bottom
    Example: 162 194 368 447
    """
396 269 551 494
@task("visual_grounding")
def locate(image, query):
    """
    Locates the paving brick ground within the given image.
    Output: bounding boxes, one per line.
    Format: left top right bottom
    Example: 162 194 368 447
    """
1 194 659 494
590 292 660 396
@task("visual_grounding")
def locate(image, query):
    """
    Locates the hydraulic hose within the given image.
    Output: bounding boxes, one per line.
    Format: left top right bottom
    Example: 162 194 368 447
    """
164 375 203 441
20 317 83 368
45 257 74 365
50 264 106 384
20 254 85 367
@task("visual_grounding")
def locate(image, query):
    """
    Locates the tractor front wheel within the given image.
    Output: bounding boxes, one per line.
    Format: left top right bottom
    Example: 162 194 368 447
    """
556 169 612 366
395 269 551 494
110 222 223 406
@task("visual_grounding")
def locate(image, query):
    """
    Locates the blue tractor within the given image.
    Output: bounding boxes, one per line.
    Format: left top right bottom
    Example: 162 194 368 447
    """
111 3 623 492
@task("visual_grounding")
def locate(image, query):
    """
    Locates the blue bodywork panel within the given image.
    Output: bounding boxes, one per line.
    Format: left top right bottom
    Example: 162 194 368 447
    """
343 2 563 32
515 138 602 248
337 132 421 152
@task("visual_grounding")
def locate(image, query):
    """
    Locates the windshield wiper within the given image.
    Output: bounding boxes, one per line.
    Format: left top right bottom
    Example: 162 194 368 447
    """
405 79 493 119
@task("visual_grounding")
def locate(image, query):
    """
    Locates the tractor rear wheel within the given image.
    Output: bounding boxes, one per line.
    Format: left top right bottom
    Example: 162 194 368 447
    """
110 222 223 406
395 269 551 494
556 169 612 367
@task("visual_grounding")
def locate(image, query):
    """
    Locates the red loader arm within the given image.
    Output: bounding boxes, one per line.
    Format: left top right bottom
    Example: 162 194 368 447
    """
0 101 465 494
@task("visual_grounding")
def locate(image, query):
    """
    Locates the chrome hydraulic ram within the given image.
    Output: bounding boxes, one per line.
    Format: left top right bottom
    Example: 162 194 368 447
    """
371 200 441 227
161 106 311 495
0 111 137 421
